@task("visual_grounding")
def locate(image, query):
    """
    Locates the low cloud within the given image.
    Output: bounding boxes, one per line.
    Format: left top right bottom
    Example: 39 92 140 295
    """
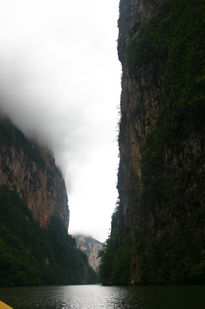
0 0 121 242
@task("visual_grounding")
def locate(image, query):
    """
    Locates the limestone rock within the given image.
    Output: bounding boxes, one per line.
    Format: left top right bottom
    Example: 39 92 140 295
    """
74 234 102 272
0 115 69 229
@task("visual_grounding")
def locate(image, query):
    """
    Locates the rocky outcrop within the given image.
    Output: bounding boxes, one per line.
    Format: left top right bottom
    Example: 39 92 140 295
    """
74 234 102 272
0 115 69 229
100 0 205 285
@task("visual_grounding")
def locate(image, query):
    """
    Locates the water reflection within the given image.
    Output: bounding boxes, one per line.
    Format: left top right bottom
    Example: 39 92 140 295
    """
0 284 204 309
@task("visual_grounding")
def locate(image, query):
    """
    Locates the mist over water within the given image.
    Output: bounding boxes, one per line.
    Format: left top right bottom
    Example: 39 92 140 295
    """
0 0 121 242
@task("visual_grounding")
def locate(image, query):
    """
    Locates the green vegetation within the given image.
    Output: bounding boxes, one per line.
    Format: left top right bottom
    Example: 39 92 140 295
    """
127 0 205 138
100 0 205 285
138 0 205 284
0 186 98 287
47 215 99 284
99 231 132 285
99 202 132 285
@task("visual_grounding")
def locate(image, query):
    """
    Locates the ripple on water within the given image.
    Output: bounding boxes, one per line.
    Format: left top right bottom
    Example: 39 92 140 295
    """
0 284 204 309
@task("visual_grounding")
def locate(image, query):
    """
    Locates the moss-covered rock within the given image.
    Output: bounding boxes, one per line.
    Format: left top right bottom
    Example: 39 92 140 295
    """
100 0 205 285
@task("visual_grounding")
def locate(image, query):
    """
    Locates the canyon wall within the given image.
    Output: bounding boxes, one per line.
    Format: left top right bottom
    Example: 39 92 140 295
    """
100 0 205 285
0 115 98 286
74 234 102 272
0 115 69 229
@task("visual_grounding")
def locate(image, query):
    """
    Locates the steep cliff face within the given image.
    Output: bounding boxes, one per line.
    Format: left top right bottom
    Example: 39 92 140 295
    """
74 234 102 272
0 115 98 286
0 115 69 229
100 0 205 285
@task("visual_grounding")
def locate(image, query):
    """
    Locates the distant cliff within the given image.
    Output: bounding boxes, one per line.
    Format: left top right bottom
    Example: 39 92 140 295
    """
100 0 205 285
0 115 98 286
74 234 102 272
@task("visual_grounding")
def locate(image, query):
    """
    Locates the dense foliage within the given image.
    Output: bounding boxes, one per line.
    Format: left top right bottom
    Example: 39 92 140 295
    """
100 0 205 285
99 202 132 285
137 0 205 284
0 186 98 287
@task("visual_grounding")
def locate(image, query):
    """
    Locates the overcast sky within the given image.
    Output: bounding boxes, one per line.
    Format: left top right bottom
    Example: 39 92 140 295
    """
0 0 121 242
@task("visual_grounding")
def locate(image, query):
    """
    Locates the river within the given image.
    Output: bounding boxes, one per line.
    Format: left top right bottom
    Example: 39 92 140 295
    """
0 285 204 309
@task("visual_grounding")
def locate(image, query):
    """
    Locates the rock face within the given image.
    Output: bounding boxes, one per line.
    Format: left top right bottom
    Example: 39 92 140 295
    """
0 115 99 286
0 115 69 229
100 0 205 285
74 235 102 272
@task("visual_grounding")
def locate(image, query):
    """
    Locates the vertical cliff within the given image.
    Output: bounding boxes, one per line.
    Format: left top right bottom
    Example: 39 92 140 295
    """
0 115 98 286
74 234 102 272
0 116 69 229
100 0 205 285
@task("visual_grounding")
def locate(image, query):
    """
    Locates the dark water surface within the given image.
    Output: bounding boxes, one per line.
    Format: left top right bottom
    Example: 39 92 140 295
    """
0 285 204 309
